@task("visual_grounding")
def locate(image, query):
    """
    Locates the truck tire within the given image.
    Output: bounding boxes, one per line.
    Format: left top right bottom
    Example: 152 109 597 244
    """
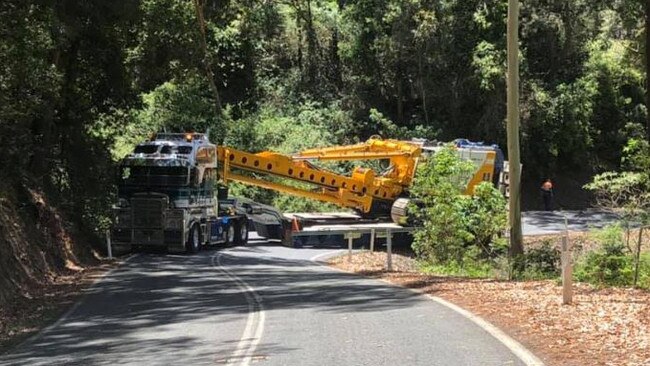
225 223 236 246
234 219 249 246
186 224 201 254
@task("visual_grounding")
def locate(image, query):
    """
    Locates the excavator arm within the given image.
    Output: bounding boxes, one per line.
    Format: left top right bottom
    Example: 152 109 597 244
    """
293 138 422 188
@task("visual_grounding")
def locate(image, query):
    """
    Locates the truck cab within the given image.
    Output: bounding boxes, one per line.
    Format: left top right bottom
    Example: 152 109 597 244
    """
111 133 249 253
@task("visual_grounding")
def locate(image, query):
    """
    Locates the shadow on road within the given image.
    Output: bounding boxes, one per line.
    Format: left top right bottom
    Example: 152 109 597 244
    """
216 249 425 314
0 249 286 365
1 242 424 365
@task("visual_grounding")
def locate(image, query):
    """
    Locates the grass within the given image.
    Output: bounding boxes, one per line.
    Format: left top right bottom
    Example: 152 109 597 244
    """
418 259 497 279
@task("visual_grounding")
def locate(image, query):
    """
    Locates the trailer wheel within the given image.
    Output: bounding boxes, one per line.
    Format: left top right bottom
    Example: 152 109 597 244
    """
186 224 201 254
234 219 249 246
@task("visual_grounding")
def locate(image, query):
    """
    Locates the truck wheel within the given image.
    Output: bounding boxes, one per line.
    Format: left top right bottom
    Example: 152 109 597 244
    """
225 224 236 246
186 224 201 254
234 220 249 246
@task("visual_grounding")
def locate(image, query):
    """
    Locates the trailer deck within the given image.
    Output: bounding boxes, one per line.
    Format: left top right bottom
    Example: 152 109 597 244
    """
283 212 414 248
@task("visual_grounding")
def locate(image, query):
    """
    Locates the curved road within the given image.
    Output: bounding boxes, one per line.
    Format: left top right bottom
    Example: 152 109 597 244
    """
1 239 530 366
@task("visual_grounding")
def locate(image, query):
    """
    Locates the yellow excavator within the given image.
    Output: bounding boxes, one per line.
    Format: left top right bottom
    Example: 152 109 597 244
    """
216 137 505 224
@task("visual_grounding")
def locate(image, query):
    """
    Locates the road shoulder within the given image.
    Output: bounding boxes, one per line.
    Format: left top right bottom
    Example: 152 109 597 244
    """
326 251 650 366
312 250 543 366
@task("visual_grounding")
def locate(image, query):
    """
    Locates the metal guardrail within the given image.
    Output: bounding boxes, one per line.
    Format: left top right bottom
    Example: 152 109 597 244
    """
339 228 399 271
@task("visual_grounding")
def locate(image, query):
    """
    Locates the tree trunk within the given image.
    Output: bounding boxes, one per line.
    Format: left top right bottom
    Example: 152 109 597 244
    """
633 227 644 288
29 48 61 180
57 38 85 226
418 51 429 125
30 103 55 180
397 70 404 125
193 0 223 115
305 0 318 83
330 0 345 87
295 1 303 70
330 28 342 87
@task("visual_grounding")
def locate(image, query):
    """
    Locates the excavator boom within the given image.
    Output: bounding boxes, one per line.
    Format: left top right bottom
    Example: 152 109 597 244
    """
217 142 406 214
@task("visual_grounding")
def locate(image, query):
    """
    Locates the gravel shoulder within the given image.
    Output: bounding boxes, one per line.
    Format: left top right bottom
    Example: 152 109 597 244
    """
330 251 650 366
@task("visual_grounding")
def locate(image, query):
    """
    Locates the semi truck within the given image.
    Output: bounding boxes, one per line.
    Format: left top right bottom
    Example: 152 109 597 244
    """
110 133 252 253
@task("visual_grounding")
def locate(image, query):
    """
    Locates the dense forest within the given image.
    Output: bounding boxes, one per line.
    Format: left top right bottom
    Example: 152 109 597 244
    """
1 0 648 243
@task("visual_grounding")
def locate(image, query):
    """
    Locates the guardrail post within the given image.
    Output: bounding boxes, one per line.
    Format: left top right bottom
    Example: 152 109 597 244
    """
106 229 113 260
386 229 392 271
370 229 376 252
348 235 353 263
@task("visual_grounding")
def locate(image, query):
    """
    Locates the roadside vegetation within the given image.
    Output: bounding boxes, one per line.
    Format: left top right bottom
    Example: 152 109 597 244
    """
580 137 650 289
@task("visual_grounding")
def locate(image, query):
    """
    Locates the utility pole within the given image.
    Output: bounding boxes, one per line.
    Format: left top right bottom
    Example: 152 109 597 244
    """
507 0 523 256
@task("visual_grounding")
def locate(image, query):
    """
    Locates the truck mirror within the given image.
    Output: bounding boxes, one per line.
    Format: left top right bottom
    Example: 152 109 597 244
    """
217 185 229 200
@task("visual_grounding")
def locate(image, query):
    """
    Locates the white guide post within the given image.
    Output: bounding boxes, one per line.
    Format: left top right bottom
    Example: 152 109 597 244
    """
348 236 353 263
561 216 573 305
106 229 113 260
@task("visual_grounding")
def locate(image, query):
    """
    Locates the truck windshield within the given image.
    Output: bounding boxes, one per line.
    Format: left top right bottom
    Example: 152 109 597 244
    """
134 145 159 154
160 146 193 155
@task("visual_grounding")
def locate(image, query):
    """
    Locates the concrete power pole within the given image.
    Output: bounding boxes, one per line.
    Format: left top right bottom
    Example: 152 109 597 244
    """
507 0 524 256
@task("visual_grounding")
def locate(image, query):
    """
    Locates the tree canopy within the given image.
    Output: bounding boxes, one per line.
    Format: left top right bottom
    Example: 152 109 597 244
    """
0 0 648 234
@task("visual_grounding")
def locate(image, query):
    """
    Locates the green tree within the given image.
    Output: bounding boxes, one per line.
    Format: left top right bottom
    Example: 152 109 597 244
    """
585 138 650 287
411 146 507 267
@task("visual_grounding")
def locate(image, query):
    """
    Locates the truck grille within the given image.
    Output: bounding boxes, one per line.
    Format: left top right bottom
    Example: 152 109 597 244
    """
111 228 131 243
134 229 164 245
164 230 183 244
131 198 165 228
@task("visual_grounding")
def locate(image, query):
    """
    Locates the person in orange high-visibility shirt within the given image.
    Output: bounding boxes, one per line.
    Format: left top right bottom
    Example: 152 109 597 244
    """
541 179 554 211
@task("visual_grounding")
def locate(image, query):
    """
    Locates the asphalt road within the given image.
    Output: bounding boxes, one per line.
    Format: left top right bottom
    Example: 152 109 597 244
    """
522 209 620 236
1 238 529 366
